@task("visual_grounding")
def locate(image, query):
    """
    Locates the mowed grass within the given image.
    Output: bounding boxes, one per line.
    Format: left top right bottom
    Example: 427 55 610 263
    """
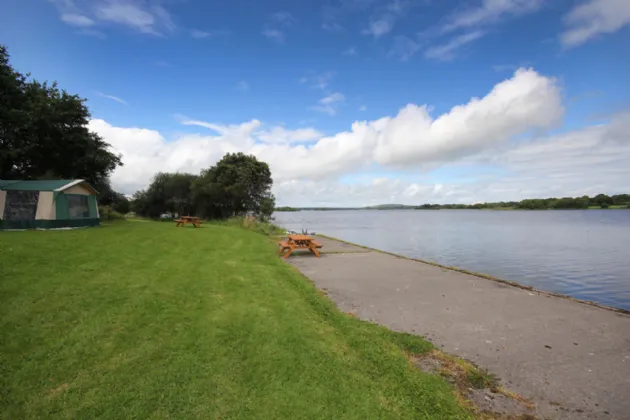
0 221 471 419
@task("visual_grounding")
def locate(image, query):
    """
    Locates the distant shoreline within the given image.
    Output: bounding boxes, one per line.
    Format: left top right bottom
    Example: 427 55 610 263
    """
275 206 630 212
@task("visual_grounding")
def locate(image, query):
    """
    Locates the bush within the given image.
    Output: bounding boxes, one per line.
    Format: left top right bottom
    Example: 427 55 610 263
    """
225 216 285 236
600 203 610 209
99 206 126 221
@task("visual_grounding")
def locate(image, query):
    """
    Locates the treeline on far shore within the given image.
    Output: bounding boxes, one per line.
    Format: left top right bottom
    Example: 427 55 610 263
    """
275 193 630 211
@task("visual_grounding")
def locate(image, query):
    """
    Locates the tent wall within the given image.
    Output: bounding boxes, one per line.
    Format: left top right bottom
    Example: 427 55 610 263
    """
35 191 55 220
0 190 5 219
64 184 92 195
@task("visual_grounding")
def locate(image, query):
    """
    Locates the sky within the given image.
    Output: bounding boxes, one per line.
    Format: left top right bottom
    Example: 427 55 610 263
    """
1 0 630 206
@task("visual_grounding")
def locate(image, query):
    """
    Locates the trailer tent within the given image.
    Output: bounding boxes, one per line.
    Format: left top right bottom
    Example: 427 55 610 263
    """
0 180 100 230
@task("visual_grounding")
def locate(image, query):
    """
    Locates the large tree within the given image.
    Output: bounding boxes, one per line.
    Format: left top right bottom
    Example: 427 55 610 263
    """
0 45 121 188
132 172 198 218
193 153 275 220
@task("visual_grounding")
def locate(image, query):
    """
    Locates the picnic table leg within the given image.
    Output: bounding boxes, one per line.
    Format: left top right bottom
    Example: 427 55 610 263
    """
309 245 321 258
283 245 295 259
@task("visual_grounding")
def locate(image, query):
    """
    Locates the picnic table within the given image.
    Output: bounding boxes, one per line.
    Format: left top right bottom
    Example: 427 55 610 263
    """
278 234 323 258
174 216 202 228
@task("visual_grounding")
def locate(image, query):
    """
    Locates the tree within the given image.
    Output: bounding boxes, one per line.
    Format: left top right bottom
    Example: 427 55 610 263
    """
592 194 613 207
0 45 121 186
193 153 275 220
131 172 198 218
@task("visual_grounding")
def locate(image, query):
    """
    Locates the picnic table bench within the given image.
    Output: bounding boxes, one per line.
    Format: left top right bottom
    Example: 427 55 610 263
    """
278 234 322 258
174 216 202 228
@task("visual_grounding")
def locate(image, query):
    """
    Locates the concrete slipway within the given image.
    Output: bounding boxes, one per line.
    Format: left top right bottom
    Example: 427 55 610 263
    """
288 236 630 420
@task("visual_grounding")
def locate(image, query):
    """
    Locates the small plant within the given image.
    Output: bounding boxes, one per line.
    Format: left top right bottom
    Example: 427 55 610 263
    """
466 367 499 389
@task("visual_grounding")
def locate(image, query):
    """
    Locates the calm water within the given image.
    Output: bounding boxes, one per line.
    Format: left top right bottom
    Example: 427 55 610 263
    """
274 210 630 311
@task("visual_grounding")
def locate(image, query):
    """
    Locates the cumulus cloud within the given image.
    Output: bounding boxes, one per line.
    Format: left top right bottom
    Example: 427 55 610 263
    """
561 0 630 47
257 127 323 144
87 68 630 206
373 68 563 166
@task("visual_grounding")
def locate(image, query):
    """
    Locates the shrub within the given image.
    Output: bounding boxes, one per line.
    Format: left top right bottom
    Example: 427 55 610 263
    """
99 206 126 221
226 216 285 236
600 203 610 209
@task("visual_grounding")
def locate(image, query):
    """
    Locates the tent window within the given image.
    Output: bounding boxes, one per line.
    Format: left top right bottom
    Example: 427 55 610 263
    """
67 195 90 218
3 190 39 221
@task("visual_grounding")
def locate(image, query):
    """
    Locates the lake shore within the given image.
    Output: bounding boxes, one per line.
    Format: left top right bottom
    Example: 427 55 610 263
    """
289 235 630 419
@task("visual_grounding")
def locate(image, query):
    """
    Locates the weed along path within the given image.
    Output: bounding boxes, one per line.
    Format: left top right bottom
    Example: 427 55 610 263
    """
2 221 474 419
288 236 630 420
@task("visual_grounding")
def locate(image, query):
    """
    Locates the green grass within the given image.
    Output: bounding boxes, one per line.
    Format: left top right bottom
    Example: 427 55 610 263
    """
0 221 471 419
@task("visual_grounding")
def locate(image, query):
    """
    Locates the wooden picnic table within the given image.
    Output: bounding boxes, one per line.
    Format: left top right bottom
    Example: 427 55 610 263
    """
278 234 323 258
175 216 202 228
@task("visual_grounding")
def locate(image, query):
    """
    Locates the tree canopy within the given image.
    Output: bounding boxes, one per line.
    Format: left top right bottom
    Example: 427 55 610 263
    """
0 45 122 190
132 153 276 220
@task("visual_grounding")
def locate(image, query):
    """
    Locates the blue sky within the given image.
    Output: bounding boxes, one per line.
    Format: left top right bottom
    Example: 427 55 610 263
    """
2 0 630 206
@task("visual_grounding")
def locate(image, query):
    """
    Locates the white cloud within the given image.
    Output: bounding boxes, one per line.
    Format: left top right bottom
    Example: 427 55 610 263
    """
300 72 334 90
97 92 127 104
61 13 95 27
262 28 285 43
271 11 296 26
190 29 211 39
561 0 630 47
273 110 630 206
363 14 396 38
442 0 544 33
262 10 294 43
312 92 346 115
424 31 485 61
87 68 630 207
343 46 358 56
388 35 422 61
415 0 544 61
373 68 563 166
50 0 175 36
257 127 323 144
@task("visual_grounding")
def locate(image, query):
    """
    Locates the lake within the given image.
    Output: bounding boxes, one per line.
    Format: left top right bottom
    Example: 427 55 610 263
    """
274 210 630 311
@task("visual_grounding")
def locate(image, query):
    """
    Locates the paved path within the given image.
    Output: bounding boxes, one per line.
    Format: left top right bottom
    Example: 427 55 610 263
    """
289 238 630 420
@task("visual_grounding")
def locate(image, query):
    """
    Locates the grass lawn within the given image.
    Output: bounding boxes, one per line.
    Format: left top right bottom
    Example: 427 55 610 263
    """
0 221 471 419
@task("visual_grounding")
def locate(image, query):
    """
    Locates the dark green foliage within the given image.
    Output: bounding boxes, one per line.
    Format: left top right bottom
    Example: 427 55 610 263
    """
612 194 630 205
0 45 122 187
131 172 198 218
131 154 275 221
192 152 275 220
98 206 125 221
356 194 629 211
